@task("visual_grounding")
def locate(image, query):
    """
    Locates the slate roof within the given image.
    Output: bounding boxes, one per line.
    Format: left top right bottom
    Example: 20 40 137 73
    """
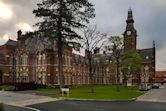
5 39 17 46
137 48 154 61
26 37 38 54
25 35 58 54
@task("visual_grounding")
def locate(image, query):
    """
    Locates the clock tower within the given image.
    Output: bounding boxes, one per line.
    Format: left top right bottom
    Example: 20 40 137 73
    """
124 9 137 50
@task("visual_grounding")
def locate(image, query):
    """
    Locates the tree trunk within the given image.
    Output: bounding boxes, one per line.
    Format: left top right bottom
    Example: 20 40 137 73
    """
88 52 94 93
123 69 127 88
58 0 63 91
116 59 120 92
50 50 55 84
58 38 63 90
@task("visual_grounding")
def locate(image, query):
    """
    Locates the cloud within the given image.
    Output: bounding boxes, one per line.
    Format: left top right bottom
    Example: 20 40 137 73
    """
16 22 34 32
0 34 10 45
0 0 37 44
90 0 166 70
0 0 165 70
0 1 12 20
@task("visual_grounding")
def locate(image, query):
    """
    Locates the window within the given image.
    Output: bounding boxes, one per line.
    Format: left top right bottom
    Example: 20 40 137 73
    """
9 56 13 65
16 57 18 65
38 54 42 65
22 54 27 65
25 55 28 65
21 55 23 65
42 54 46 64
68 56 71 66
65 55 67 66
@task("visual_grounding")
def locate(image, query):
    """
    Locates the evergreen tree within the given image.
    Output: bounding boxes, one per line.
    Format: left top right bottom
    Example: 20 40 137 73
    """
33 0 95 90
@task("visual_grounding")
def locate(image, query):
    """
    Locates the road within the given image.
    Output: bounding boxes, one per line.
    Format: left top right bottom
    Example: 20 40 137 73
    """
137 84 166 102
29 100 166 111
4 105 34 111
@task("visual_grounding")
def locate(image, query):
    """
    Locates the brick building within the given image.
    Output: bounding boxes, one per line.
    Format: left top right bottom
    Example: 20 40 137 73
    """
155 71 166 83
0 9 156 86
0 30 111 85
123 9 156 85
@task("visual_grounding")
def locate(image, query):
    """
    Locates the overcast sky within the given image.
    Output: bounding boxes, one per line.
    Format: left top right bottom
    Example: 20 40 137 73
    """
0 0 166 71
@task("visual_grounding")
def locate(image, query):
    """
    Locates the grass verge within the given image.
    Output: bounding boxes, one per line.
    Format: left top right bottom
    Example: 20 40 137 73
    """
32 85 144 100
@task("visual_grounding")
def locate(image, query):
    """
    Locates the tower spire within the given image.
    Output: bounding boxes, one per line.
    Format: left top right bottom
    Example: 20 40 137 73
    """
124 9 137 50
153 40 155 48
127 8 134 23
126 8 135 31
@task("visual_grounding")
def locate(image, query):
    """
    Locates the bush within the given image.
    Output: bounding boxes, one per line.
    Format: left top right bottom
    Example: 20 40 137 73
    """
0 103 4 111
37 84 48 88
0 85 15 91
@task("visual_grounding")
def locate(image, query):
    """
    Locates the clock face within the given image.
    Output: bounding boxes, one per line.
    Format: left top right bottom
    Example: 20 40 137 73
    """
126 31 131 35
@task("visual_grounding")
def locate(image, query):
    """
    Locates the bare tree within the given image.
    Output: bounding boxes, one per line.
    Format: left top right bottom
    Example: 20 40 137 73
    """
105 36 142 91
105 36 123 92
80 25 107 93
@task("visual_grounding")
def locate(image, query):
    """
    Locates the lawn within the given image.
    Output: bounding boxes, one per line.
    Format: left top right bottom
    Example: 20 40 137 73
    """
32 85 144 100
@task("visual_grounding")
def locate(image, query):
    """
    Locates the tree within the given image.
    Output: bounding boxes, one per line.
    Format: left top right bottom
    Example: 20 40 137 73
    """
33 0 95 90
105 36 123 92
121 49 142 87
81 25 107 93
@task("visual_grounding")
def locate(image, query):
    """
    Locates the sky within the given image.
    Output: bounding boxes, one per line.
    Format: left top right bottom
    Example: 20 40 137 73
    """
0 0 166 71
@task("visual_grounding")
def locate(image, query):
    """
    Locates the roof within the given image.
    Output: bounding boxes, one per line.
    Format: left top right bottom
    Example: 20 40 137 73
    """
26 37 38 54
5 39 17 46
155 71 166 77
137 48 154 61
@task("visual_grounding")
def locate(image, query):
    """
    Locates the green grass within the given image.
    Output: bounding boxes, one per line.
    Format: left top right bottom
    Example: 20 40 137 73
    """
32 85 144 100
0 103 4 111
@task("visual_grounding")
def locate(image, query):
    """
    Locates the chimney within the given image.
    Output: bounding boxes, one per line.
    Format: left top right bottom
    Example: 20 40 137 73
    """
17 30 22 40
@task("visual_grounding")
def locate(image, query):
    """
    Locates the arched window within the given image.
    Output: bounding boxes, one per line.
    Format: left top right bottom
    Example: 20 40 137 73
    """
65 55 67 66
9 55 13 65
25 55 28 65
21 55 23 65
16 57 18 65
21 54 28 65
42 54 46 64
68 56 71 66
38 54 42 65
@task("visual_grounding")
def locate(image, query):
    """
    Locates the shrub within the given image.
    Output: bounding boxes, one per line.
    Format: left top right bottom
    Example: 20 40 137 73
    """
37 84 48 88
0 85 15 91
0 103 4 111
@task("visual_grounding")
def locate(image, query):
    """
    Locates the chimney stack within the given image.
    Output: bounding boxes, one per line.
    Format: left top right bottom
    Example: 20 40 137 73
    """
17 30 22 40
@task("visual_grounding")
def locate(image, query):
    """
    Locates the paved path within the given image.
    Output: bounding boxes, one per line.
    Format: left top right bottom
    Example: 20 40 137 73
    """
137 84 166 103
0 91 59 106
